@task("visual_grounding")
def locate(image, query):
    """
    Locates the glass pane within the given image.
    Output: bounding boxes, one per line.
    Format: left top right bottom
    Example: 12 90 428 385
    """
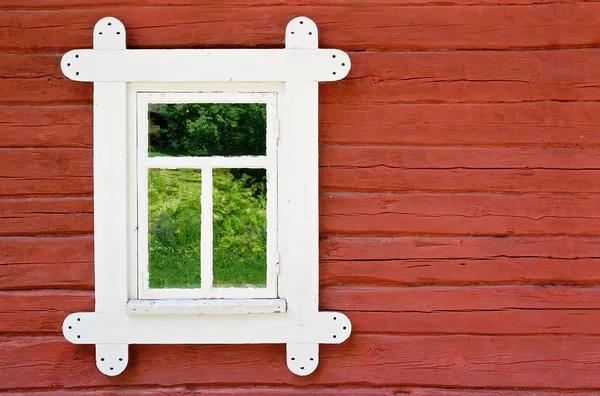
148 103 267 157
148 168 201 288
213 168 267 288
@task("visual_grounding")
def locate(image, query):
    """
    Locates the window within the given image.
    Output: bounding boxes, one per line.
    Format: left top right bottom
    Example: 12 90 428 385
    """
60 15 352 377
135 92 280 306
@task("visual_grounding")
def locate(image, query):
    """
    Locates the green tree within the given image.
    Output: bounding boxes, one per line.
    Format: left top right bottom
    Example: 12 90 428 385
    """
148 103 267 157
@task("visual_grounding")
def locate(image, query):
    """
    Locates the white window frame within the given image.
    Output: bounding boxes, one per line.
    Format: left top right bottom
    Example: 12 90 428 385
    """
136 91 279 300
60 16 352 377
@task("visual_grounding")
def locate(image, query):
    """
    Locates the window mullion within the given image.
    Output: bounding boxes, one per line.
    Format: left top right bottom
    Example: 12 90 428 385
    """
200 166 213 292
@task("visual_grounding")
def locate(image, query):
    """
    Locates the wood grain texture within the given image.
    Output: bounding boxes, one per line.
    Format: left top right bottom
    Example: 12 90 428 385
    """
1 335 600 389
321 146 600 169
0 389 394 396
0 106 92 148
321 236 600 261
1 3 600 53
348 310 600 335
321 285 600 312
4 50 600 105
0 291 93 334
321 257 600 287
320 193 600 236
2 389 600 396
320 102 600 147
1 0 594 9
0 237 93 290
0 149 92 197
321 168 600 193
0 198 93 236
325 50 600 104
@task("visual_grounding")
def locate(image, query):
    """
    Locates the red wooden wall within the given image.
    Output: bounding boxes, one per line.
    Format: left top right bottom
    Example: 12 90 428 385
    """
1 0 600 394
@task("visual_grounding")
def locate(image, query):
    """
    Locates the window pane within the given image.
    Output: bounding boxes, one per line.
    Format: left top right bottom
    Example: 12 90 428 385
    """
213 168 267 288
148 168 201 288
148 103 267 157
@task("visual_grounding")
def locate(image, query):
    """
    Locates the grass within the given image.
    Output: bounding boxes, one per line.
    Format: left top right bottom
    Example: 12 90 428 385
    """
147 167 267 289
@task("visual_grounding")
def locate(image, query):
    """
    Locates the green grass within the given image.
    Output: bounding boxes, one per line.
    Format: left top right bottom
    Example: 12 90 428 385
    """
148 168 267 289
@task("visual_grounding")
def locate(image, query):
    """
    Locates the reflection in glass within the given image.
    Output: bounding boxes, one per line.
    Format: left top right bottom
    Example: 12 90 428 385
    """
148 103 267 157
148 168 201 288
213 168 267 287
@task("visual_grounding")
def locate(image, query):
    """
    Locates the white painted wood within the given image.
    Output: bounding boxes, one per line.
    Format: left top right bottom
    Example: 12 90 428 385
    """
137 96 152 297
96 344 128 376
126 298 286 315
265 97 279 291
287 343 319 376
93 17 126 50
139 285 276 300
90 17 130 378
63 311 351 344
278 17 320 316
94 82 129 314
146 156 268 169
61 49 351 83
92 16 128 314
278 82 319 314
286 17 319 49
200 167 213 291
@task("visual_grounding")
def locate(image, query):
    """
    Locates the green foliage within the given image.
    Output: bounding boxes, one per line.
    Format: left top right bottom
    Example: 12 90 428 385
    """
148 168 267 289
148 103 267 157
213 169 266 286
148 169 201 288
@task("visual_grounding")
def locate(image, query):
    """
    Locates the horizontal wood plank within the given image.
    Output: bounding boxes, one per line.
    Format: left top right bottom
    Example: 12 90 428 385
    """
0 237 93 290
348 310 600 335
320 193 600 236
4 50 600 105
1 4 600 53
321 146 600 169
0 389 394 396
321 168 600 193
404 389 600 396
0 198 93 236
321 236 600 261
1 335 600 389
0 149 92 197
324 50 600 105
1 0 593 9
320 102 600 147
321 285 600 312
0 106 92 148
0 291 93 334
321 257 600 287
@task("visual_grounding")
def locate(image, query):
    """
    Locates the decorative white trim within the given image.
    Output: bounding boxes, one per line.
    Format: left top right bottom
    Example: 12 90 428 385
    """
60 15 352 377
126 298 287 315
63 311 351 344
61 49 350 83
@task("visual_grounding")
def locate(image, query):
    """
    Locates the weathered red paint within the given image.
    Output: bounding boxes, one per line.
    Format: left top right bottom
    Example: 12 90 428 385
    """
0 1 599 394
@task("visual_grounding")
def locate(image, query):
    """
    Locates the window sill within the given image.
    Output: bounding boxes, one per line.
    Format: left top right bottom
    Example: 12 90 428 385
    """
126 298 286 315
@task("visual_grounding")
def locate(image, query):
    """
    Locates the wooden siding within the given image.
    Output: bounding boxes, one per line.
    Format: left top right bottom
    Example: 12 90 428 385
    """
1 0 600 394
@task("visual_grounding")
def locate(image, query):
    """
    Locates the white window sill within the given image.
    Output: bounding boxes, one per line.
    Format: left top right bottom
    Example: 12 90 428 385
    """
126 298 287 315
